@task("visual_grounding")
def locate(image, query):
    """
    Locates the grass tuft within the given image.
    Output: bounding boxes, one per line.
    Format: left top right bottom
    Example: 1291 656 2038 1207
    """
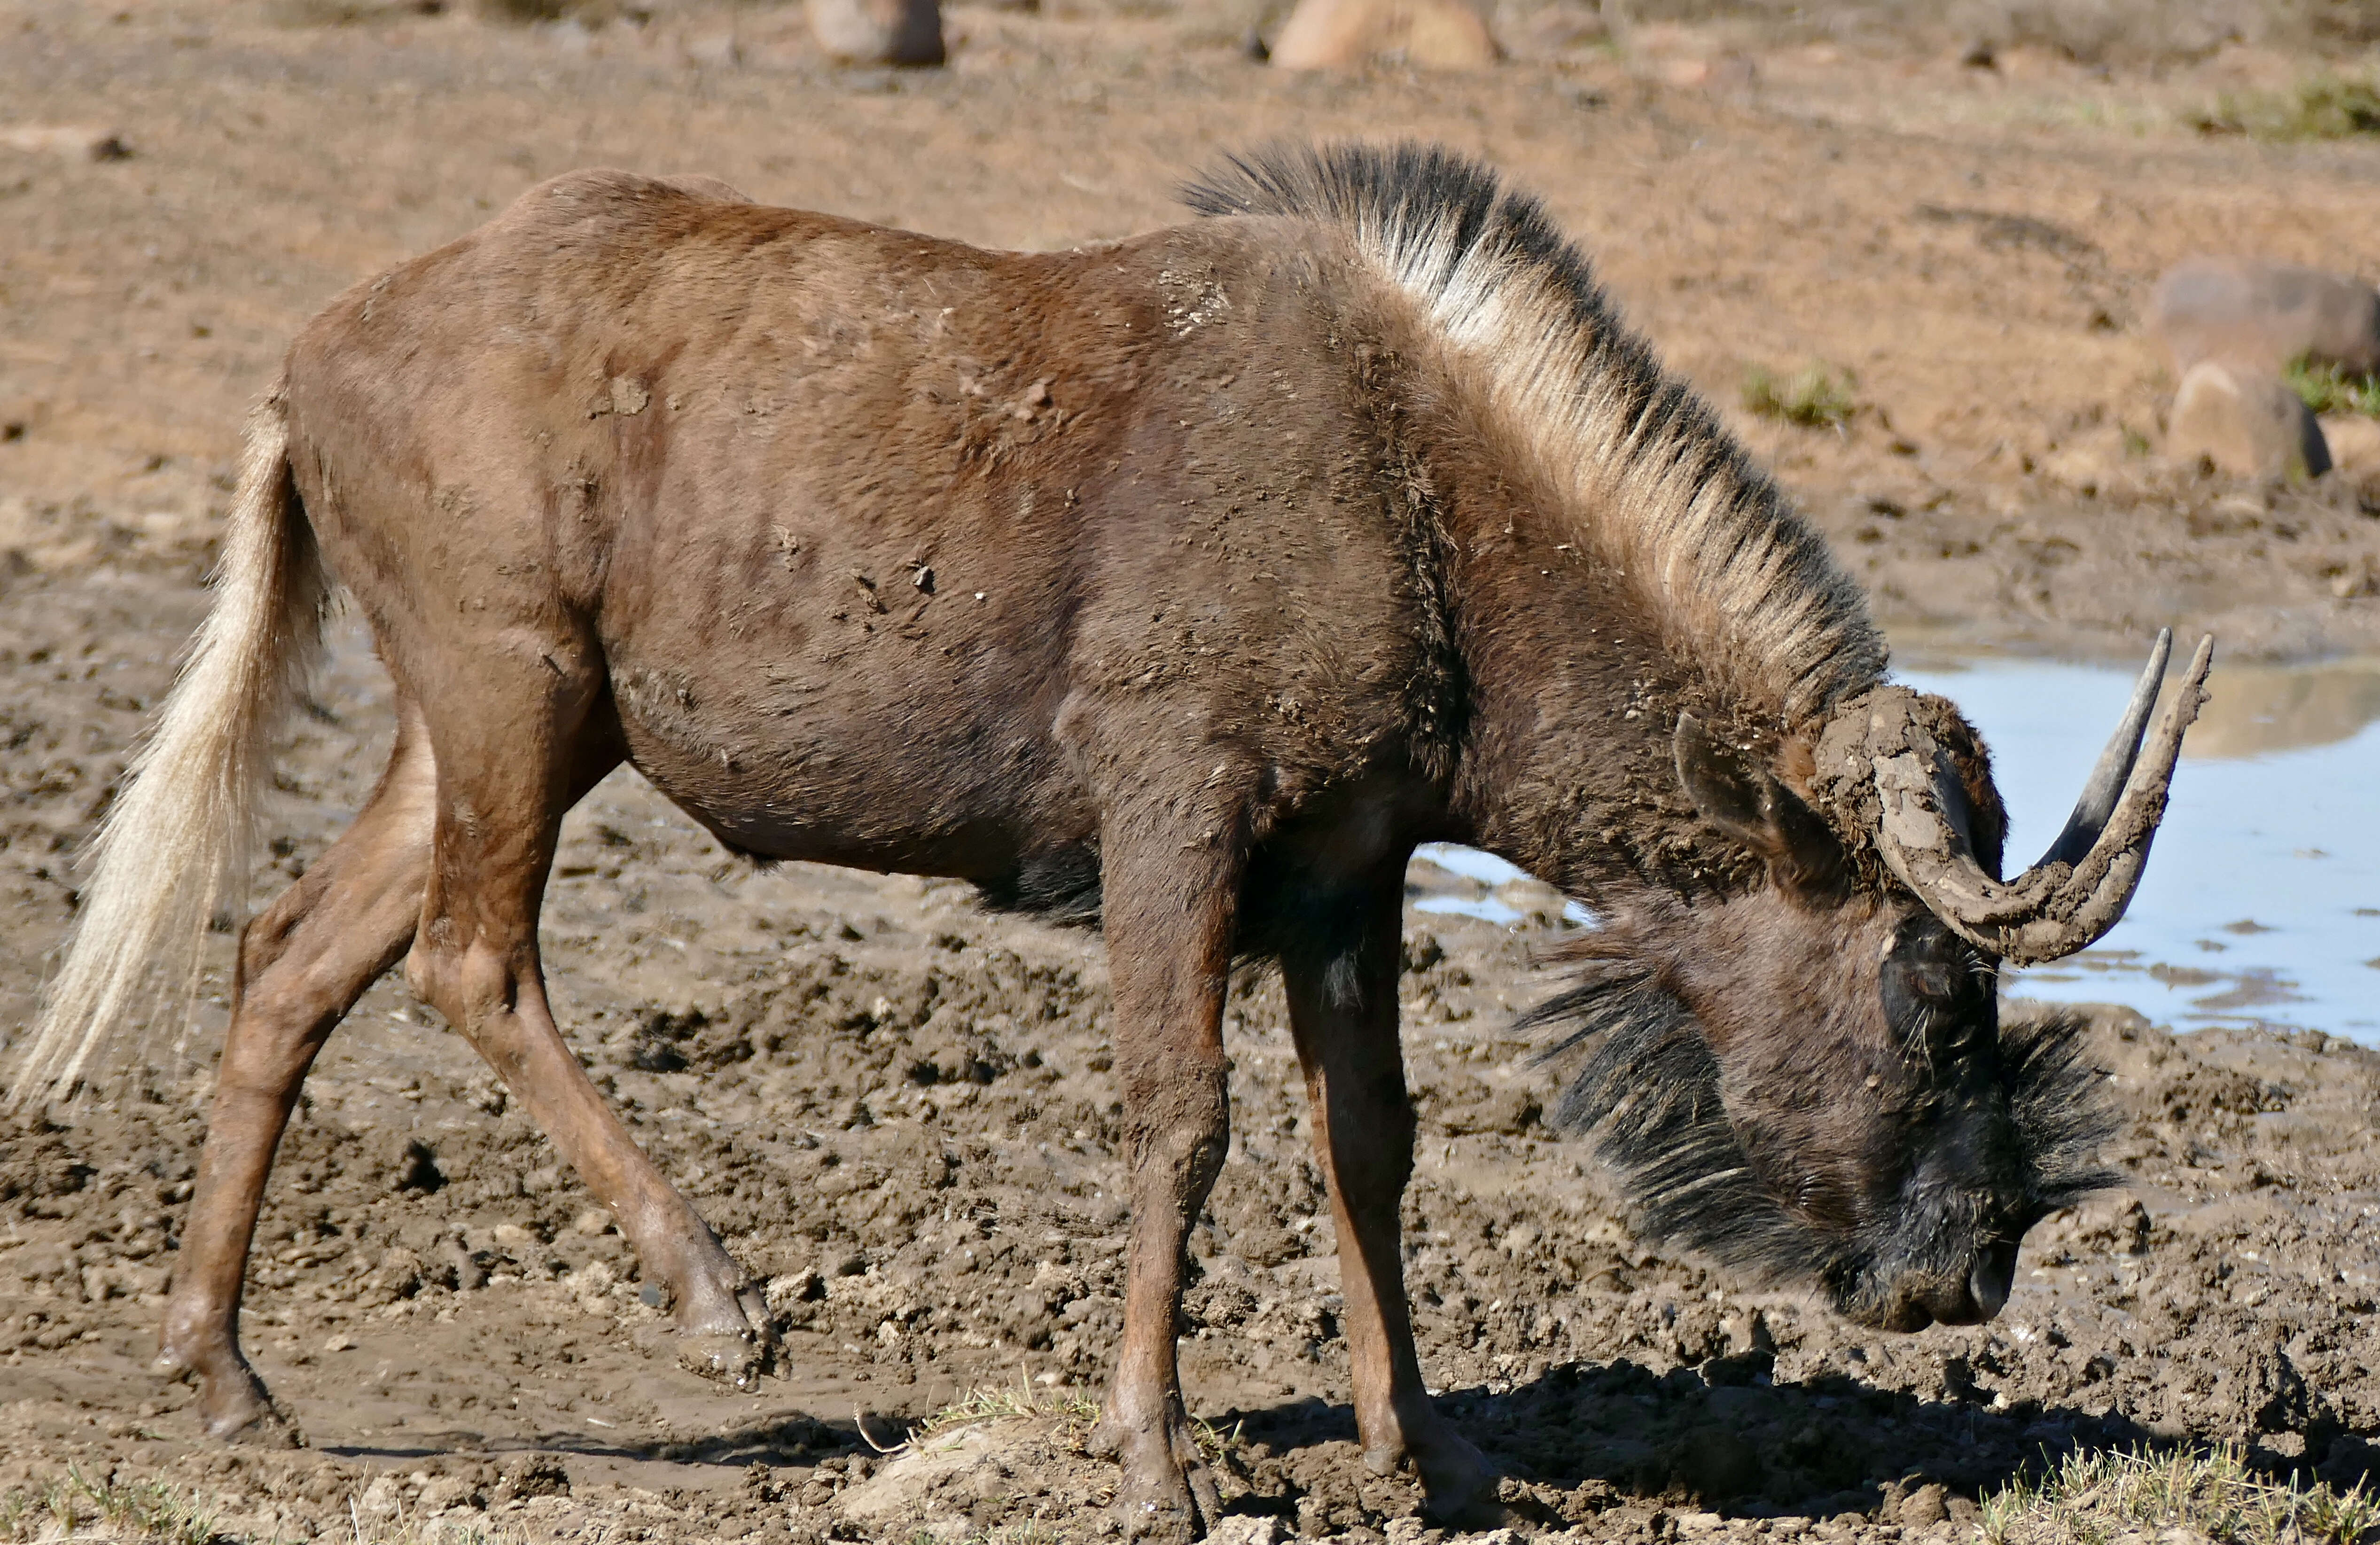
0 1467 217 1545
2191 76 2380 140
1742 362 1857 429
2287 356 2380 419
912 1380 1103 1446
1979 1443 2380 1545
907 1377 1241 1462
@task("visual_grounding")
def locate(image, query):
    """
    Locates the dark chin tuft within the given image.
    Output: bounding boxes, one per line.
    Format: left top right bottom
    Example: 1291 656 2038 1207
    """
1523 984 2122 1319
2003 1007 2124 1210
1523 965 1845 1289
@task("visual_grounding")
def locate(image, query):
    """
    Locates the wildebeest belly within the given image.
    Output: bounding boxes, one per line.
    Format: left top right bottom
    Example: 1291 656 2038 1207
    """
605 616 1098 889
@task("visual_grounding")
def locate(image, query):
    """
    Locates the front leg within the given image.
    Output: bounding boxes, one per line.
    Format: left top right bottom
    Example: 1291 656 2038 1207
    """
1087 804 1244 1542
1281 875 1495 1521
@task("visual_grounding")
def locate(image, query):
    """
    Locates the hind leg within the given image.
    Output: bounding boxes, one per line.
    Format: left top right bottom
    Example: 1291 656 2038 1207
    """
400 645 771 1379
158 703 437 1439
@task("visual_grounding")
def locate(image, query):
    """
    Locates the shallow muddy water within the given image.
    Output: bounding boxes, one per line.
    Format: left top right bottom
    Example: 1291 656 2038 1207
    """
1415 653 2380 1043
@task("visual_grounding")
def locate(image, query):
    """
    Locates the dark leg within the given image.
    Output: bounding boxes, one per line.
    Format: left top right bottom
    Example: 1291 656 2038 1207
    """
398 647 772 1381
1280 877 1494 1519
1088 808 1245 1541
157 705 437 1439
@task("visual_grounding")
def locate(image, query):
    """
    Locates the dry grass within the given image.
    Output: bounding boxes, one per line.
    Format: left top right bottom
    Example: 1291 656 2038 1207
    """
0 1469 215 1545
910 1381 1105 1446
0 1468 544 1545
2191 75 2380 140
1742 361 1857 429
1980 1444 2380 1545
908 1377 1243 1459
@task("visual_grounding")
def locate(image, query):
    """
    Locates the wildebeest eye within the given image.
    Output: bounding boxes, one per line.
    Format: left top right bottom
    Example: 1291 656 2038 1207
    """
1882 914 1991 1050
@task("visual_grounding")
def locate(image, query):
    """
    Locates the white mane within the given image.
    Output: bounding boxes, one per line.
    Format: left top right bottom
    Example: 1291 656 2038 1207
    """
1183 141 1887 729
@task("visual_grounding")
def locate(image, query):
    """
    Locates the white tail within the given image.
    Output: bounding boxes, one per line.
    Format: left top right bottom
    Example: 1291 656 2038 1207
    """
8 387 330 1106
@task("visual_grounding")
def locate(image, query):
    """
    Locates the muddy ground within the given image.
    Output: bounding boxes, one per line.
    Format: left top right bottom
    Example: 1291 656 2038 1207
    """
6 0 2380 1540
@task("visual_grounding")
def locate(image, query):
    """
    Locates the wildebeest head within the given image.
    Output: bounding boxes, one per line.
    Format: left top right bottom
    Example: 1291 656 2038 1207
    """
1530 632 2212 1331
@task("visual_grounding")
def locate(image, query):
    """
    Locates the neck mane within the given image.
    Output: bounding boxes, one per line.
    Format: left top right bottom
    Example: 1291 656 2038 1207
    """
1182 140 1887 733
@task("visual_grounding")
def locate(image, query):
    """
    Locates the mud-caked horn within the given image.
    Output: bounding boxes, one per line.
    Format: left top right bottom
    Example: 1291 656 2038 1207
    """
1866 630 2215 967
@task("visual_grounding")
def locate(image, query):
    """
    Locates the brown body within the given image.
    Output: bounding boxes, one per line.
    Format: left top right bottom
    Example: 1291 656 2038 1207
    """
12 147 2205 1540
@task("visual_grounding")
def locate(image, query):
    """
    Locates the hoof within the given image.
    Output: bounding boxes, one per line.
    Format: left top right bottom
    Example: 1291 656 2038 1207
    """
156 1351 303 1448
1093 1409 1224 1543
668 1279 778 1388
1366 1416 1496 1523
176 1361 304 1447
675 1329 770 1389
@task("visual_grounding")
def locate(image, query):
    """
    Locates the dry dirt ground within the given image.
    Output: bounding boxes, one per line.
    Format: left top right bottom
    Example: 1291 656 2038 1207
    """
6 1 2380 1541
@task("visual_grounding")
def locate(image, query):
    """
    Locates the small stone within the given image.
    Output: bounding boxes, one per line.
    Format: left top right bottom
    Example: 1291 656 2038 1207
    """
2168 360 2330 479
572 1207 614 1236
324 1334 358 1353
417 1475 482 1512
2150 257 2380 375
807 0 943 65
1898 1483 1951 1527
1268 0 1499 70
390 1138 444 1194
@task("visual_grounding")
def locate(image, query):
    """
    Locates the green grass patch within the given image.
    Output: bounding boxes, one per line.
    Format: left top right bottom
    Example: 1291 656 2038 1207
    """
1980 1444 2380 1545
2191 76 2380 140
1742 362 1857 429
2287 356 2380 418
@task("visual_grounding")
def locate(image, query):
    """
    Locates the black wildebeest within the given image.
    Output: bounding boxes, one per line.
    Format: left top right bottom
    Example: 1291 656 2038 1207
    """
11 142 2207 1538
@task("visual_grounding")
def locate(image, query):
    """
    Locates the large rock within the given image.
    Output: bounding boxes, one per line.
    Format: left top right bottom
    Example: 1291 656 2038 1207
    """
2168 359 2330 479
1268 0 1498 70
2149 257 2380 375
0 124 132 161
806 0 942 65
2320 413 2380 476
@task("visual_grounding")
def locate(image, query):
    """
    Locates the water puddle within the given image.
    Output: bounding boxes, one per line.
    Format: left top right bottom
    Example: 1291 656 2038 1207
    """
1901 652 2380 1042
1408 653 2380 1043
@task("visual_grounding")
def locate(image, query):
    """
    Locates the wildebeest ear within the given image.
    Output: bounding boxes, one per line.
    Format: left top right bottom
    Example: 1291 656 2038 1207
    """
1674 714 1846 896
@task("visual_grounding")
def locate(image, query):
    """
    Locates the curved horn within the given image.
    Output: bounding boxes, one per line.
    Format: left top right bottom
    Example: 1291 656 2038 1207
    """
2041 628 2171 869
1873 634 2214 966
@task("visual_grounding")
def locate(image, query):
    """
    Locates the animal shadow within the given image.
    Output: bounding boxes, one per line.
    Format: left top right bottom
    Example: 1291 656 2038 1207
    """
1218 1354 2298 1528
